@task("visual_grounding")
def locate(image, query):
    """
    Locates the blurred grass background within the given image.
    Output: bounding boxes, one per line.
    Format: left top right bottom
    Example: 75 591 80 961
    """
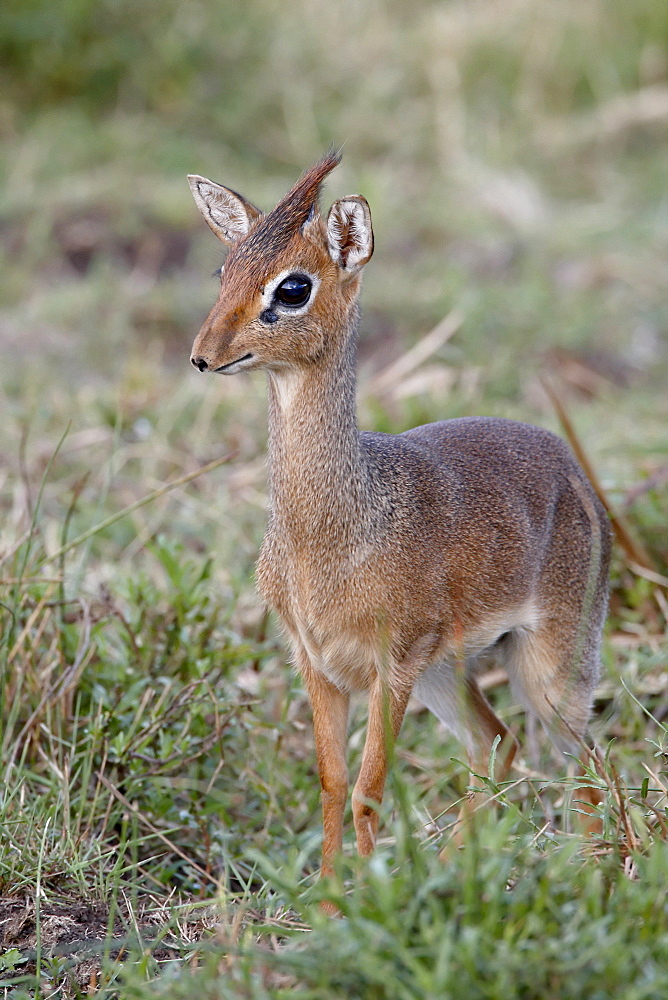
0 0 667 996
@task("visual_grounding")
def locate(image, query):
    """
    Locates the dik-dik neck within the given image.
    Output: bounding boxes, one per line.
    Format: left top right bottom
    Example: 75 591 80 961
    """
266 332 372 546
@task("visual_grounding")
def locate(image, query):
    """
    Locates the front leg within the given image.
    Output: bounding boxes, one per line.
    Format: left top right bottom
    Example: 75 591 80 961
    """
352 676 413 857
297 647 350 877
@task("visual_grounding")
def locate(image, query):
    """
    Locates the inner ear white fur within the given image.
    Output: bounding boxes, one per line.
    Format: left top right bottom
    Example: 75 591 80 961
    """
326 196 374 274
187 175 262 245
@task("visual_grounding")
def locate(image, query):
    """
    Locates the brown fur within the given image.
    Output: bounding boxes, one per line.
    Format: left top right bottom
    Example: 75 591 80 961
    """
187 156 612 879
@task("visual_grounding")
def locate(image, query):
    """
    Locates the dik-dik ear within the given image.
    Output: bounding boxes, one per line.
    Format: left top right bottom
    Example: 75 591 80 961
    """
326 196 374 275
187 175 263 245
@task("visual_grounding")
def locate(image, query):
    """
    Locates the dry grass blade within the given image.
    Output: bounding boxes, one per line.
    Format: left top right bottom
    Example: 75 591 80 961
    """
574 85 668 144
544 696 649 856
96 773 220 889
640 764 668 838
4 599 94 771
606 749 641 854
7 584 58 665
541 376 658 575
40 451 238 565
365 309 464 398
626 562 668 589
621 465 668 512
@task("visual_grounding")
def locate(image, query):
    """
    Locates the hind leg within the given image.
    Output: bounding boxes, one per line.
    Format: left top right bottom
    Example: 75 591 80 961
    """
452 674 520 845
414 661 518 846
503 624 604 833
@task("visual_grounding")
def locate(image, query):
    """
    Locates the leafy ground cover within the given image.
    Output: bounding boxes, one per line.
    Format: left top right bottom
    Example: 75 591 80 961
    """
1 0 667 996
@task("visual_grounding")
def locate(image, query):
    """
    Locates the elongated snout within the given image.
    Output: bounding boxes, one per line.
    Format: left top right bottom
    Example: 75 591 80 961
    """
190 305 243 372
190 320 229 372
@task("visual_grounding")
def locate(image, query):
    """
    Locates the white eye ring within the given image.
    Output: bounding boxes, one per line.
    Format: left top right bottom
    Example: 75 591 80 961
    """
262 268 320 315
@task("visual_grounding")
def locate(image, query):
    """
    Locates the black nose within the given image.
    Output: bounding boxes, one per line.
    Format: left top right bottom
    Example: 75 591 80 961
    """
191 356 209 372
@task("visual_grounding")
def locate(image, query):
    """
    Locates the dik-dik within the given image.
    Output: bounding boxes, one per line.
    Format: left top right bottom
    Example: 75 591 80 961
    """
187 152 611 878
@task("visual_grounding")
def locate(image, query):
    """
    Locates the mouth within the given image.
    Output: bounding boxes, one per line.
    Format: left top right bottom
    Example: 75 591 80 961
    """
214 353 254 373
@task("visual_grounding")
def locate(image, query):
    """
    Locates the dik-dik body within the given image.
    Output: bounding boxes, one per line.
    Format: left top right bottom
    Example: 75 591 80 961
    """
187 152 611 876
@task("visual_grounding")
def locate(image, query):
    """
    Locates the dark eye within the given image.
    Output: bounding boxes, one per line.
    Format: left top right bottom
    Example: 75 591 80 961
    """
273 274 312 308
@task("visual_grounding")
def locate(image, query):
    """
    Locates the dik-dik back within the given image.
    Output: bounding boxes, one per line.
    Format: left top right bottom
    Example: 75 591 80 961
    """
188 151 611 879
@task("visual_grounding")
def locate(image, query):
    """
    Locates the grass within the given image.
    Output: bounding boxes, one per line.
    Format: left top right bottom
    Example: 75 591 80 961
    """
1 0 668 996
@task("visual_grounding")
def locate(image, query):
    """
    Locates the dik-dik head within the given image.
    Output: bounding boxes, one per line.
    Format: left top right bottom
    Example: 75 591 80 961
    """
188 151 373 374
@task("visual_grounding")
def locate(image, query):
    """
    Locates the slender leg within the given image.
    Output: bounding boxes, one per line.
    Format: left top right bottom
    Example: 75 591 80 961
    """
299 652 350 877
415 658 518 794
352 677 413 857
504 628 604 835
446 675 518 850
464 674 518 782
573 752 604 836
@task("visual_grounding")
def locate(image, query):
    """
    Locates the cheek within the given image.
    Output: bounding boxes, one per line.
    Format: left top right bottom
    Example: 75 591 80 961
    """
310 283 348 328
283 316 325 361
242 317 321 362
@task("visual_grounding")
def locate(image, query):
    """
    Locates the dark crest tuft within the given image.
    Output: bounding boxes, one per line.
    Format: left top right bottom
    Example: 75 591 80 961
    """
229 150 342 272
270 148 342 233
